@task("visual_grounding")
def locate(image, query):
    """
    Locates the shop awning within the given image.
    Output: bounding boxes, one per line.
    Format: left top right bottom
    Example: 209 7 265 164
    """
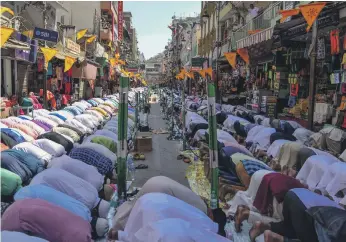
236 27 274 49
72 59 99 80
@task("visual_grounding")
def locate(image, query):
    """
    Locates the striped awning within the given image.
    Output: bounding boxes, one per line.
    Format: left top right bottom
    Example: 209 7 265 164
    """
236 26 274 49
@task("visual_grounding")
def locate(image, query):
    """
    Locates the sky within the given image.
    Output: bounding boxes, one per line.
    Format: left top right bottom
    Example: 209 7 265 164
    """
124 1 201 60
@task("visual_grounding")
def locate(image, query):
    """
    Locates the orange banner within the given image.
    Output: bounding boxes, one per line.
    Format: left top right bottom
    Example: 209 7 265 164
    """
187 71 194 80
204 67 212 77
299 2 326 32
279 9 300 23
224 52 237 68
64 56 76 72
237 48 249 64
248 30 261 35
198 69 206 78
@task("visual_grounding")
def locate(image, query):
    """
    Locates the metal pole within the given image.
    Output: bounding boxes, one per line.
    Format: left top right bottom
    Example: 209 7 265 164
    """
207 75 219 209
42 1 48 109
215 1 220 104
135 92 139 130
117 75 129 199
182 75 186 150
308 21 317 130
171 80 174 135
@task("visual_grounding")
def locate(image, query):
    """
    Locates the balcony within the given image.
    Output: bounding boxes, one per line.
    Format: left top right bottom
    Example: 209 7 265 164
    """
232 1 282 49
101 1 116 16
219 2 234 22
100 28 112 41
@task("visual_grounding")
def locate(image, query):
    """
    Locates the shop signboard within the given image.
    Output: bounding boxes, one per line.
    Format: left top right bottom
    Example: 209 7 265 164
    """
33 27 58 43
65 38 80 54
118 1 123 41
191 57 204 71
15 33 38 63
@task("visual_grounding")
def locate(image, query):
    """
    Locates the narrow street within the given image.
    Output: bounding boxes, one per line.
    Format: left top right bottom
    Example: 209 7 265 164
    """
133 103 189 188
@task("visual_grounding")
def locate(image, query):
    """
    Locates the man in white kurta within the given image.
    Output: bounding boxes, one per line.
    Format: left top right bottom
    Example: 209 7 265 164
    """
111 193 228 242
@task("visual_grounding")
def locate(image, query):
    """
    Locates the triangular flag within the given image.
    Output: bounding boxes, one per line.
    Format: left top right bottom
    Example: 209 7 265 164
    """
64 56 76 72
224 52 237 68
115 53 120 59
299 2 326 32
108 41 112 48
22 30 33 39
199 69 206 78
77 29 88 40
188 72 195 80
0 27 14 48
204 67 212 77
109 58 116 67
0 6 14 16
40 47 57 70
237 48 250 64
279 9 300 23
86 35 97 43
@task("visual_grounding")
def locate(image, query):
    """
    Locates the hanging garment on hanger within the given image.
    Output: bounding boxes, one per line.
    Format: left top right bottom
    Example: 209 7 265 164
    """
290 83 299 96
330 29 340 55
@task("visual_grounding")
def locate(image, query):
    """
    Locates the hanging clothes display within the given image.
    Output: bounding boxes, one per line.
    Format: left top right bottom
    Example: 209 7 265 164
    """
330 29 340 55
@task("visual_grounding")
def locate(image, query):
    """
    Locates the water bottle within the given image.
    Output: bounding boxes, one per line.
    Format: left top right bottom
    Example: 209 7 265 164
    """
127 156 136 181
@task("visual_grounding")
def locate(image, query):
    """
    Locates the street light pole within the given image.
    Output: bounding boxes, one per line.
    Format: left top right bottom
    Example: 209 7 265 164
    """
215 1 221 104
42 1 48 109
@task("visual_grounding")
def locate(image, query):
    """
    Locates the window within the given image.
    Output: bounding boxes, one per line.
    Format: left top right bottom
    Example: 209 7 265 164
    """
61 15 65 24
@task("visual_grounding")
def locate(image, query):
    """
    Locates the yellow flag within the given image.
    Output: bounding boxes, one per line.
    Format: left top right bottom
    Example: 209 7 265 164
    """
86 35 97 43
108 41 112 48
0 6 14 16
22 30 34 39
115 53 120 59
109 58 116 67
41 47 57 70
0 27 14 48
342 53 346 65
299 2 326 32
204 67 212 77
188 71 195 80
198 69 206 78
224 52 237 68
64 56 76 72
77 29 88 40
118 59 125 65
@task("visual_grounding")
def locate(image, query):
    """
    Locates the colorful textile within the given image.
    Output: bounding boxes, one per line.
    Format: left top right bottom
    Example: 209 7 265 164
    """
1 168 22 196
1 231 48 242
31 120 51 131
53 126 80 143
30 168 99 210
65 118 92 134
69 147 113 175
48 155 104 190
253 173 305 216
15 184 92 222
12 142 52 164
32 138 66 157
1 199 92 242
49 112 67 121
37 132 74 153
90 136 117 153
236 160 272 188
1 128 26 147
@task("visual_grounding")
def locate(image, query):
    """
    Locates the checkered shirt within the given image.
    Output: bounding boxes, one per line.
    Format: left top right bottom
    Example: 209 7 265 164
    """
69 147 113 175
242 159 273 176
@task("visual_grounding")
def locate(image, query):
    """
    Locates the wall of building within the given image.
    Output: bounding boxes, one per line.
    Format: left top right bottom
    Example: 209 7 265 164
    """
69 1 101 33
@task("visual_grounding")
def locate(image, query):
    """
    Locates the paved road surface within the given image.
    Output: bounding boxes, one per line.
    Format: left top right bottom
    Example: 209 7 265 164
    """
132 103 189 188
